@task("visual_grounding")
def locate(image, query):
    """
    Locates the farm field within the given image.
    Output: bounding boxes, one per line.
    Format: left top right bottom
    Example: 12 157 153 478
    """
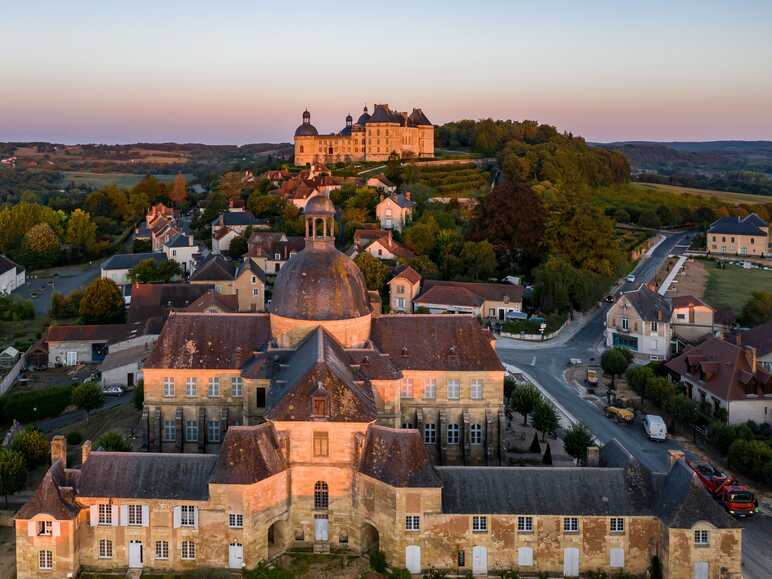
703 260 772 313
62 171 191 189
632 182 770 205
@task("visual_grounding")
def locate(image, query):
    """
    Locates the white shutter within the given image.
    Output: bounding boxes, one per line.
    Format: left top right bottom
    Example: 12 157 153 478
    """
120 506 129 526
610 548 624 568
142 505 150 527
173 506 181 529
111 505 119 527
90 505 98 527
193 506 199 529
27 521 36 537
52 521 61 537
518 547 534 566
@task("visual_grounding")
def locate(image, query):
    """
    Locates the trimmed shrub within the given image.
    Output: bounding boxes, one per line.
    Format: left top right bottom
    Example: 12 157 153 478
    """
0 385 74 423
369 550 387 573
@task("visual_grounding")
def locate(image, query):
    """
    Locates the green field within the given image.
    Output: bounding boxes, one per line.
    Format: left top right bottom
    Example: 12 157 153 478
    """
632 182 770 205
62 171 191 189
703 261 772 313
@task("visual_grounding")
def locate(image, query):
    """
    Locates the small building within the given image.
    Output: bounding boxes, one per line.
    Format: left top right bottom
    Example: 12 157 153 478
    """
387 265 421 312
0 255 25 294
670 295 718 344
0 346 20 368
375 192 415 232
351 229 414 262
413 280 524 319
666 336 771 423
210 211 267 255
605 285 672 360
732 320 772 372
163 233 200 274
706 213 769 257
366 174 397 193
247 231 304 274
233 257 268 312
99 344 151 387
46 324 140 367
191 255 237 294
185 290 239 314
101 252 167 287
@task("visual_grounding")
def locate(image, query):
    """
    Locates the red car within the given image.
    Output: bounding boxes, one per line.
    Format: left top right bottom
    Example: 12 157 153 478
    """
688 461 757 517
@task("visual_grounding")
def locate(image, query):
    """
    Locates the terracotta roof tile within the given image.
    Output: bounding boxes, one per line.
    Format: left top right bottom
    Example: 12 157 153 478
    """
210 424 287 485
359 425 441 488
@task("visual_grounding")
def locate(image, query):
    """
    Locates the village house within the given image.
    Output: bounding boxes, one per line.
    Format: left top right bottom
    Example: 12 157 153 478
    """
247 231 304 274
190 255 238 294
375 192 415 232
163 233 201 274
100 343 152 388
665 336 771 424
188 256 267 311
669 295 721 345
45 322 156 368
210 210 267 255
101 253 168 288
706 213 770 257
127 283 214 326
413 280 524 320
349 229 414 262
388 265 422 313
0 255 25 294
366 174 397 194
605 286 673 360
275 164 342 210
733 320 772 372
184 290 239 314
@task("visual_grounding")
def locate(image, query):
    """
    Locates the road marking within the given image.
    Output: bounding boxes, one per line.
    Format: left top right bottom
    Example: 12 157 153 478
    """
530 356 536 366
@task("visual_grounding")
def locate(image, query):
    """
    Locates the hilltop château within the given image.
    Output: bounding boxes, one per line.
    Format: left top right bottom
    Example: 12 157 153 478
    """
293 104 434 165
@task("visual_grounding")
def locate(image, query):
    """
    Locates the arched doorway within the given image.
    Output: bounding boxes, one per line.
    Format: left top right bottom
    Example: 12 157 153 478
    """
267 519 288 559
360 522 379 554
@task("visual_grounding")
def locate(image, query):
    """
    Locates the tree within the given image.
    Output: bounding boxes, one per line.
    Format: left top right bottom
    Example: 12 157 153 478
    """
21 222 60 267
563 422 594 464
510 383 542 425
626 366 655 400
219 171 245 200
613 208 631 223
667 396 700 433
127 259 181 284
739 291 772 327
79 278 125 323
229 235 248 258
532 400 560 441
638 210 660 229
169 173 188 206
384 152 403 187
72 382 105 421
601 348 630 388
0 449 27 507
354 252 389 291
95 432 131 452
404 215 440 255
460 241 497 280
65 208 97 252
12 429 49 467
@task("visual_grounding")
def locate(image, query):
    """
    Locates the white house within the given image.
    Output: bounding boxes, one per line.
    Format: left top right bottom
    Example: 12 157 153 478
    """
210 210 267 254
101 252 168 287
605 286 673 360
163 233 200 274
375 193 416 232
0 255 25 294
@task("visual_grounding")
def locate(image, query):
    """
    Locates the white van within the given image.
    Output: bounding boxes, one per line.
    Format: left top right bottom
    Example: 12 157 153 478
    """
643 415 667 441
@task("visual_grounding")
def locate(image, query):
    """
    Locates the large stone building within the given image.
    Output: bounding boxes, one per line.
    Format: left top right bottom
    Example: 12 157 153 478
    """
293 104 434 165
706 213 769 257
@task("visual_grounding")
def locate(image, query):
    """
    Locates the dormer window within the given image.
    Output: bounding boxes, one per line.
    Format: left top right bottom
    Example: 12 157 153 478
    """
312 397 328 417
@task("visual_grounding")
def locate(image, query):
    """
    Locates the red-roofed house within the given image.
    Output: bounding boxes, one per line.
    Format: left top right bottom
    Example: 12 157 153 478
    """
413 280 523 320
388 265 421 312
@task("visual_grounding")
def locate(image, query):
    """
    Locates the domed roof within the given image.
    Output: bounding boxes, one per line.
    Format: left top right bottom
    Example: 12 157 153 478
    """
305 195 336 215
357 105 371 125
295 123 318 137
270 245 370 321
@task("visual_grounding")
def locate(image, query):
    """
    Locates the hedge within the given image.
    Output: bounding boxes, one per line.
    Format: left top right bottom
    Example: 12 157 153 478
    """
0 385 75 423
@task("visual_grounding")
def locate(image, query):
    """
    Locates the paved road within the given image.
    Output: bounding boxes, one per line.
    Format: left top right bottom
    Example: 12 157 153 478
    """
16 262 102 316
497 230 772 579
36 392 133 434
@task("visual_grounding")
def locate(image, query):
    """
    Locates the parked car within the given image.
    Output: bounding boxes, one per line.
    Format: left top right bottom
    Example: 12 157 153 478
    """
606 406 634 424
642 414 667 441
626 274 636 283
604 295 614 303
687 461 758 517
102 384 125 396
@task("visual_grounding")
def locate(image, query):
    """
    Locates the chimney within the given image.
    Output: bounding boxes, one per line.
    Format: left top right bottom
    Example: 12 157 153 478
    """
743 345 757 373
586 446 600 467
735 332 742 346
50 435 66 468
81 440 92 464
404 191 412 201
387 229 392 244
667 449 685 469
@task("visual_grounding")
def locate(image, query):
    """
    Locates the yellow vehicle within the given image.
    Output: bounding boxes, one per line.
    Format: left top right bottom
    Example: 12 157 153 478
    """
606 406 635 424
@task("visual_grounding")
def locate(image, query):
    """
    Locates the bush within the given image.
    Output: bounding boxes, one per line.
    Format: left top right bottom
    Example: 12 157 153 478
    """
728 439 772 480
763 460 772 486
66 431 83 445
244 561 293 579
369 550 387 573
72 382 105 417
95 432 131 452
0 295 35 321
0 384 74 423
12 428 49 467
134 381 144 410
389 570 412 579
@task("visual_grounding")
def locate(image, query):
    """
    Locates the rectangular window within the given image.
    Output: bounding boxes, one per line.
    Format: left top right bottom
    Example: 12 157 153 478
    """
472 516 487 533
39 550 53 570
313 431 329 457
208 377 220 397
397 297 405 309
621 317 629 330
405 515 420 531
424 378 436 399
396 285 405 294
229 513 244 528
231 376 243 397
98 504 112 525
470 424 482 445
163 420 176 442
38 520 52 536
98 539 113 559
447 379 460 400
186 377 197 397
185 420 198 442
424 423 436 444
458 550 465 567
181 540 196 560
447 423 460 444
155 540 169 560
208 420 221 443
563 517 579 533
128 505 143 526
610 517 624 533
312 397 328 416
694 529 709 545
518 546 534 566
252 288 259 296
181 505 196 527
651 321 658 332
518 516 533 532
400 378 413 399
471 379 483 400
163 377 174 397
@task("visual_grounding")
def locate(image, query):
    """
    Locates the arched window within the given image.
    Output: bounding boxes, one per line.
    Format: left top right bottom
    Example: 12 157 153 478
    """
314 481 329 510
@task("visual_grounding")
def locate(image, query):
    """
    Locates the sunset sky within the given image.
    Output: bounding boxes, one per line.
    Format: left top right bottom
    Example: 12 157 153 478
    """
2 0 771 144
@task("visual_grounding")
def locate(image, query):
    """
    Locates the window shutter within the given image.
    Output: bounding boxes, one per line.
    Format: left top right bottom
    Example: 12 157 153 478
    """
52 521 61 537
27 521 36 537
142 506 150 527
610 548 624 568
518 547 533 566
193 507 199 529
173 506 181 529
120 506 129 526
111 505 119 527
90 505 98 527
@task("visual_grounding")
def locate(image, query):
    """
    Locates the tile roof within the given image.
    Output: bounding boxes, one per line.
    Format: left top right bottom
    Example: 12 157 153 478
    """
102 252 166 271
16 461 79 519
78 452 217 500
236 257 268 283
414 280 523 308
144 312 271 369
736 320 772 357
708 214 768 236
46 324 137 344
358 426 441 488
127 283 214 324
670 295 712 310
191 255 237 282
390 264 421 285
210 424 287 485
184 290 239 313
371 315 503 372
620 285 672 322
0 255 19 276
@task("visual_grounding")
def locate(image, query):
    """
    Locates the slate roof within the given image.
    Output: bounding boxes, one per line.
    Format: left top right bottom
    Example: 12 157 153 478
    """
102 252 167 271
266 327 377 422
414 281 523 308
368 104 403 124
358 426 441 488
100 344 151 372
16 461 79 519
191 255 237 282
128 283 214 324
708 214 767 236
370 315 503 372
736 320 772 357
621 285 672 322
0 255 19 276
211 211 263 227
346 349 402 380
210 424 287 485
408 108 432 126
144 312 271 369
78 452 217 500
248 232 304 260
164 233 193 248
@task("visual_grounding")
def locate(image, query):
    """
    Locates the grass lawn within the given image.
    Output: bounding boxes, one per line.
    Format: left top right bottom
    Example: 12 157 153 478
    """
703 261 772 313
62 171 192 189
0 317 48 350
632 182 770 205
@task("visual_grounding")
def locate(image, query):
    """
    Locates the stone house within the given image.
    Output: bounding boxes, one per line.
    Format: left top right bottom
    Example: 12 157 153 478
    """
366 174 397 194
670 295 718 344
375 192 416 232
733 320 772 372
190 255 237 294
233 258 267 312
706 213 769 257
665 336 771 424
247 231 304 274
0 255 25 294
350 229 414 262
46 324 137 367
210 210 267 255
388 265 421 313
413 280 523 320
605 286 673 360
101 253 167 287
100 344 151 387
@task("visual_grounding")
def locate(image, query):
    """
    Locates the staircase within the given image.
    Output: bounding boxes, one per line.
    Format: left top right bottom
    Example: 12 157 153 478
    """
126 568 142 579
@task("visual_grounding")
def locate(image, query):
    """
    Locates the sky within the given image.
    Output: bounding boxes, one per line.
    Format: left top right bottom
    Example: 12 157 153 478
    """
1 0 771 144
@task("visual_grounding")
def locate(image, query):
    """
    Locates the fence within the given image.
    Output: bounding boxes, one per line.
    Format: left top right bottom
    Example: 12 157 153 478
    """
501 319 569 342
0 355 26 395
